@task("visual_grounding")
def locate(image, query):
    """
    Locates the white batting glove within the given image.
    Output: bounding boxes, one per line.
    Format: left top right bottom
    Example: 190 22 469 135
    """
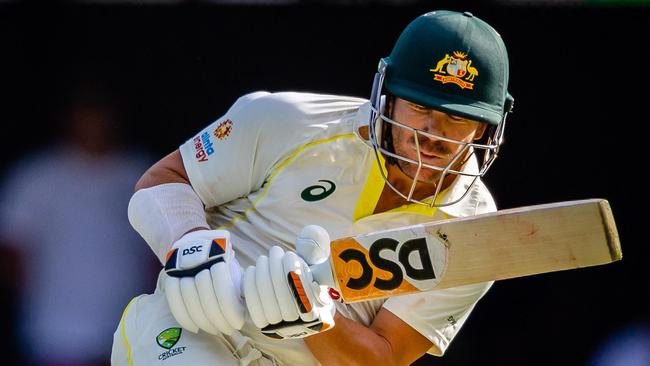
243 225 336 339
164 229 245 335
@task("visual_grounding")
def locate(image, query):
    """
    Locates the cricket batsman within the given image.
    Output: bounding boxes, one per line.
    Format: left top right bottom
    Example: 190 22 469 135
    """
112 10 514 365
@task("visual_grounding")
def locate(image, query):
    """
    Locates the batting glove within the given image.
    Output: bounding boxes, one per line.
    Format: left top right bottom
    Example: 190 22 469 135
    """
243 225 336 339
164 229 245 335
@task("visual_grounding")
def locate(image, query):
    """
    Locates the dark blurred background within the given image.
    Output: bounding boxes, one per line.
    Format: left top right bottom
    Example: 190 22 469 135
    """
1 0 648 365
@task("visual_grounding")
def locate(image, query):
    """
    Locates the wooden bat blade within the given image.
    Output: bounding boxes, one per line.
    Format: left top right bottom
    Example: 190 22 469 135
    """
318 199 621 303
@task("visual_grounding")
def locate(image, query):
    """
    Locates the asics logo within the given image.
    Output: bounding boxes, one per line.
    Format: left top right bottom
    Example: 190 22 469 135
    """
301 180 336 202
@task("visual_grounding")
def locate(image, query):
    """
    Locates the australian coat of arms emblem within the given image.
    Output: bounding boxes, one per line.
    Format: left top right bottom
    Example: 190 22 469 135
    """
429 51 478 90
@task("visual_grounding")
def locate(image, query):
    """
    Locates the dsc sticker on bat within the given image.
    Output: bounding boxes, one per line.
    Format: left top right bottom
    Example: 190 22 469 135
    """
330 225 449 302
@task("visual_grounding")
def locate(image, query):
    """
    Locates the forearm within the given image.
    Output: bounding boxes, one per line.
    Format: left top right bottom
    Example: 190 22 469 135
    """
304 312 395 366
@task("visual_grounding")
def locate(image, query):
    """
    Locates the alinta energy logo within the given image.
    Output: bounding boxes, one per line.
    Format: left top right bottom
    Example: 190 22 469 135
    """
156 327 187 361
193 131 215 163
429 51 478 90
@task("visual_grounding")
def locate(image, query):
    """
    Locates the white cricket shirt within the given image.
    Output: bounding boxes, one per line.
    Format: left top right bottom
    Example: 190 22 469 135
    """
179 91 496 363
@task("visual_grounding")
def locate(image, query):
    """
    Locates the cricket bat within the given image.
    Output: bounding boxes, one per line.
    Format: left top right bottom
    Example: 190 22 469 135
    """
310 199 622 303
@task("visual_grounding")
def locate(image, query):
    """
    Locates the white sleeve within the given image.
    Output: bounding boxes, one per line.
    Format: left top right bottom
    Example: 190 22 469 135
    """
179 91 365 208
382 281 493 356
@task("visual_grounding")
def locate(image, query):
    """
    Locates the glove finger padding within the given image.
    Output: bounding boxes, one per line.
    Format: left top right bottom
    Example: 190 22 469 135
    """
245 246 304 329
255 255 283 324
196 267 234 335
244 265 267 328
242 225 335 340
165 276 199 333
282 251 318 322
164 230 245 335
260 250 334 339
211 261 245 330
180 276 220 335
269 246 300 322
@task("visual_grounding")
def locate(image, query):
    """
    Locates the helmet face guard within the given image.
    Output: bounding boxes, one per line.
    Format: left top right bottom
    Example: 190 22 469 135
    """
367 63 511 207
363 10 515 207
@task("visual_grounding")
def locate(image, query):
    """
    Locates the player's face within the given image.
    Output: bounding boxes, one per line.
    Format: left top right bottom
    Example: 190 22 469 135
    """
390 97 486 184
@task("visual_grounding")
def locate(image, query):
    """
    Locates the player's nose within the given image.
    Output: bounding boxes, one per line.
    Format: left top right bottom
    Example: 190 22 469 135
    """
418 120 447 140
418 112 449 136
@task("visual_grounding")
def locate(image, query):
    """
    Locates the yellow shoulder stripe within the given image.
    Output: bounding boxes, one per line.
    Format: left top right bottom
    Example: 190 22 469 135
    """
120 296 139 366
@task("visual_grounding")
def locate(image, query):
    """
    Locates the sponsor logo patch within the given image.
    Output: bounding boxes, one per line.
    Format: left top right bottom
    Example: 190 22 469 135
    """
429 51 478 90
156 327 186 361
214 119 233 140
193 131 215 162
156 327 181 349
300 180 336 202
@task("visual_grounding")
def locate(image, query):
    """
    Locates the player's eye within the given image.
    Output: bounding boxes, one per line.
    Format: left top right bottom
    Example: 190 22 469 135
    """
409 103 429 112
447 114 469 123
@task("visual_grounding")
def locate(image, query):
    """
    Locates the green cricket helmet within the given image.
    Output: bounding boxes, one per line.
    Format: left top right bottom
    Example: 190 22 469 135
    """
367 10 514 207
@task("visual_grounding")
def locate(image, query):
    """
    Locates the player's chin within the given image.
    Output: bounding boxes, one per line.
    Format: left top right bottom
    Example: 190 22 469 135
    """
401 164 444 185
415 174 444 186
401 159 446 176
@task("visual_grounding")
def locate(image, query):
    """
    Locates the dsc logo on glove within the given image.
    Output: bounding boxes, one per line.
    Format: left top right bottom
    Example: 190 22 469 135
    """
182 245 203 256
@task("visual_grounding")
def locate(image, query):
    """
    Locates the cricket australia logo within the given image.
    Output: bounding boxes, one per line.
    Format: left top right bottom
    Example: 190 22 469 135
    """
157 327 181 349
429 51 478 90
156 327 187 361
